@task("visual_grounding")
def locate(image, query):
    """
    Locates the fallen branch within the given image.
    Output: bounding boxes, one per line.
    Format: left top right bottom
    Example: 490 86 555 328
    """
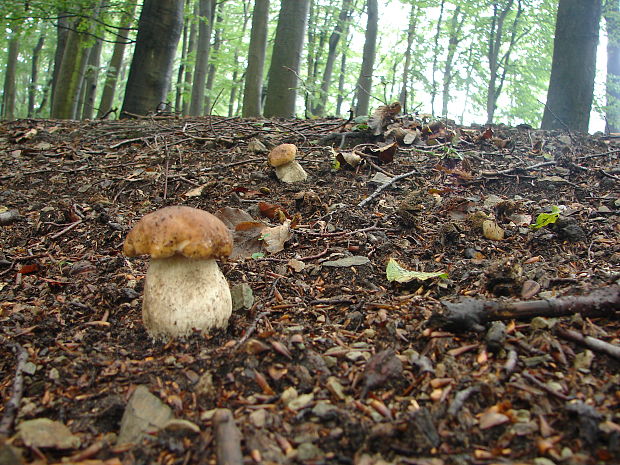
357 168 420 207
213 409 243 465
430 285 620 332
0 338 29 436
555 327 620 360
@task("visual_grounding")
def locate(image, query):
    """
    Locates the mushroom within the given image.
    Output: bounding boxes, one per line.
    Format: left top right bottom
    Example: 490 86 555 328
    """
123 206 233 340
268 143 308 183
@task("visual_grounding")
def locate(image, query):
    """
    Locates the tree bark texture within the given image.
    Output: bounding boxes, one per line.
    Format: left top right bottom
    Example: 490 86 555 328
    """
204 7 224 113
242 0 269 117
541 0 602 131
97 0 136 118
80 38 102 119
399 4 418 113
604 0 620 132
263 0 311 118
121 0 184 117
28 34 45 118
2 34 20 120
183 1 199 115
50 14 69 112
189 0 215 116
441 7 464 117
354 0 378 117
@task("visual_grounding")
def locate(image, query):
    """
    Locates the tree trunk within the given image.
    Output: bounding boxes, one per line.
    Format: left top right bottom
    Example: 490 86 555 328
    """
97 0 136 118
50 17 93 119
2 33 20 120
80 38 102 119
183 1 199 115
263 0 311 118
430 0 445 116
50 14 69 112
242 0 269 117
441 6 464 117
204 7 223 113
354 0 378 116
121 0 184 117
541 0 601 131
175 0 191 114
28 34 46 118
314 0 353 117
336 42 348 115
399 3 418 113
189 0 215 116
604 0 620 132
228 0 251 117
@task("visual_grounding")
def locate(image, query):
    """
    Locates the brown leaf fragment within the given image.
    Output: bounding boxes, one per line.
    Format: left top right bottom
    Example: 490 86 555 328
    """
253 370 275 395
368 102 401 136
479 410 510 429
360 349 403 398
270 340 292 359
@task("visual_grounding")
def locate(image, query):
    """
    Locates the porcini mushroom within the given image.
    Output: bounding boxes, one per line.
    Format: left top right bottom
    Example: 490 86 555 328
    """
123 206 233 340
268 143 308 183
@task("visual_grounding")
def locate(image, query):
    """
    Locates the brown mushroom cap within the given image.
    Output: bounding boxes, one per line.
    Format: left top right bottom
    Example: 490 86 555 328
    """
123 206 233 259
268 144 297 167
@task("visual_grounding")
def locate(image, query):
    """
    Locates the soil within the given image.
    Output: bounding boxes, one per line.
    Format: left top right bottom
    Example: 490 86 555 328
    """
0 116 619 465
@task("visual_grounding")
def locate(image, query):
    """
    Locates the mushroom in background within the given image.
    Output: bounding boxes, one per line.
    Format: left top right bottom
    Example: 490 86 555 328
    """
123 206 233 340
268 143 308 183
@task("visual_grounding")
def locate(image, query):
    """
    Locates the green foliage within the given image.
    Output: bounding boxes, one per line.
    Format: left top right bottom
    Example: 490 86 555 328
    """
531 205 561 230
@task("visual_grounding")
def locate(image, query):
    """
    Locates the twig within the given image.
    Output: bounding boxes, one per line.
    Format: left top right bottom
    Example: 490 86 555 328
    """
556 327 620 360
522 372 572 401
213 409 243 465
480 161 556 177
50 220 84 239
234 311 270 350
0 338 29 436
357 168 420 207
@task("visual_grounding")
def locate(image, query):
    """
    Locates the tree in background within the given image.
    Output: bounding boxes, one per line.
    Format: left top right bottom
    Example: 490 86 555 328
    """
604 0 620 132
1 28 19 120
542 0 602 131
263 0 311 118
354 0 378 116
121 0 184 117
242 0 269 117
189 0 215 116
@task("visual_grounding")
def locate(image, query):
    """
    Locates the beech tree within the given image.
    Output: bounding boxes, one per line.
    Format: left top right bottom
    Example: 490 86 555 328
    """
189 0 215 116
354 0 378 116
1 30 19 120
541 0 602 131
121 0 184 117
263 0 311 118
604 0 620 132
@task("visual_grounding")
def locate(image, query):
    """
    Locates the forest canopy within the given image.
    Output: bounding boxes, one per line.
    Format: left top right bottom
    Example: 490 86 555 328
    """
0 0 618 133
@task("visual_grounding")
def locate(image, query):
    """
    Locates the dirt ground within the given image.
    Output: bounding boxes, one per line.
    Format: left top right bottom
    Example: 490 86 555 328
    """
0 115 619 465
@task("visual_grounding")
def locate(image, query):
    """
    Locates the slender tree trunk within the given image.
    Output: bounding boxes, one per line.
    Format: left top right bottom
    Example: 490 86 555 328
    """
541 0 601 131
264 0 311 118
121 0 184 116
336 42 348 115
399 3 417 112
441 6 463 117
314 0 352 116
204 7 223 112
97 0 136 118
604 0 620 132
183 2 199 115
28 34 46 118
460 43 475 125
51 18 93 118
2 33 20 120
228 0 251 117
50 14 69 112
80 38 102 119
430 0 445 115
175 0 191 114
189 0 215 116
354 0 378 116
242 0 269 117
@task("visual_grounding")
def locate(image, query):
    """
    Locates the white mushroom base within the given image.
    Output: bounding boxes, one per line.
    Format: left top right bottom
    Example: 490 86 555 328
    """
142 256 232 340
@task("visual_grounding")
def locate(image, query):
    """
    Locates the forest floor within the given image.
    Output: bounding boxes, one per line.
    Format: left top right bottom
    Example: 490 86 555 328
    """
0 114 619 465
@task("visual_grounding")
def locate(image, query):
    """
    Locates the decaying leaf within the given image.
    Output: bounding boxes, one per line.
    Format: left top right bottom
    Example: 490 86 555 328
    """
386 258 448 283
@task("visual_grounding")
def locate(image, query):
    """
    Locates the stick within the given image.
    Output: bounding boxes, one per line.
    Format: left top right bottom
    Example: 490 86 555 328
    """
357 168 419 207
556 327 620 360
213 409 243 465
0 338 29 436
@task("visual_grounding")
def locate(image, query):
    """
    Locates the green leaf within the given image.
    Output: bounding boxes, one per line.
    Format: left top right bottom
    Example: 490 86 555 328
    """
531 205 561 230
251 252 265 259
386 258 448 283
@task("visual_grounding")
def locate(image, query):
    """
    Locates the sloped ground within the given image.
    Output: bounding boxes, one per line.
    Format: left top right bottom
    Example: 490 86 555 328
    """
0 115 619 465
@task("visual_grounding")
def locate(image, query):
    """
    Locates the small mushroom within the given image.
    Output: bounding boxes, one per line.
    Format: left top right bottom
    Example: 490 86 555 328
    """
268 143 308 183
123 206 233 340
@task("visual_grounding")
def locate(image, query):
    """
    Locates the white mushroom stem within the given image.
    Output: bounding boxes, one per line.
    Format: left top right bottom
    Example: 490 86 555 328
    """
275 160 308 183
141 256 232 340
